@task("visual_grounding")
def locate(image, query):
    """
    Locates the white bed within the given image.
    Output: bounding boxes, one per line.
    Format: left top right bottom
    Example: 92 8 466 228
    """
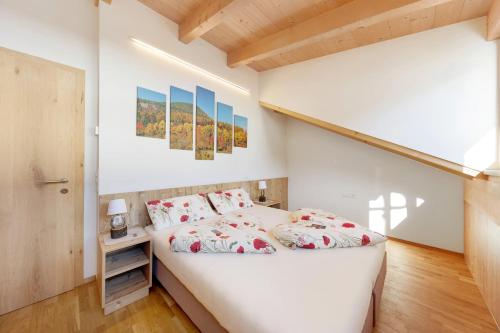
146 205 386 333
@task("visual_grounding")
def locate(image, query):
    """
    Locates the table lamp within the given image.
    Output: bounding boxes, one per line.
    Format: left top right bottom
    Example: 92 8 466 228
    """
258 180 267 202
107 199 128 239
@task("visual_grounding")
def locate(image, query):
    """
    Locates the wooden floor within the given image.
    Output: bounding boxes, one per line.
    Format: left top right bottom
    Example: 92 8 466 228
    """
0 240 497 333
374 241 498 333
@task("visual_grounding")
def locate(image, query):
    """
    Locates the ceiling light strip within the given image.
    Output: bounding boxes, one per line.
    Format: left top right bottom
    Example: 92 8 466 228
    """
129 37 250 95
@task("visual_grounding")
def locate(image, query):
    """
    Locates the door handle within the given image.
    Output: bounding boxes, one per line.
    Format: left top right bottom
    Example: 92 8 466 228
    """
39 178 69 184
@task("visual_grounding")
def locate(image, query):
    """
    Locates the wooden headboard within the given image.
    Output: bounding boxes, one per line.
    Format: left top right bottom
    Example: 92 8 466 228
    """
98 177 288 233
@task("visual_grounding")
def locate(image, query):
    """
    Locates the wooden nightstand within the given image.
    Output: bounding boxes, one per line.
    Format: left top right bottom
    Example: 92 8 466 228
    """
97 227 152 315
254 199 281 209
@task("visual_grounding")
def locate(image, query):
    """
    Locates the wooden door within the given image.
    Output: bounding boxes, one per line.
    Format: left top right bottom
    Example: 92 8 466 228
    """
0 47 84 315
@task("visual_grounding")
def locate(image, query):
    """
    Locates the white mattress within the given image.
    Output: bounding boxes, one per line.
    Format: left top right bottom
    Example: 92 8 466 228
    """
146 205 385 333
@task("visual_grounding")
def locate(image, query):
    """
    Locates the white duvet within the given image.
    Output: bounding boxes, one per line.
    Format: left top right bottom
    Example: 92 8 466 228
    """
146 205 385 333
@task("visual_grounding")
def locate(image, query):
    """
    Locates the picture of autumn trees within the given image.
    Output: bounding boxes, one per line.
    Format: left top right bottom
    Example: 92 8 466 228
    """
234 115 248 148
136 87 166 139
195 86 215 160
217 102 233 154
170 86 193 150
136 84 246 158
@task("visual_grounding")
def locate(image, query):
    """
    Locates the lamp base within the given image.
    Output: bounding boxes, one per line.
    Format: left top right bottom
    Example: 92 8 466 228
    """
258 195 266 202
111 225 127 239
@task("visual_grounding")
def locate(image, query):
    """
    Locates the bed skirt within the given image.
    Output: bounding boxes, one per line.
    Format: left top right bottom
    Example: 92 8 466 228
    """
154 252 387 333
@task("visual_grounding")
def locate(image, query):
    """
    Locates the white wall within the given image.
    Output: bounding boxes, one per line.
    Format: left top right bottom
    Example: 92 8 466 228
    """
0 0 98 278
286 119 464 252
261 18 498 172
259 18 499 252
98 0 287 195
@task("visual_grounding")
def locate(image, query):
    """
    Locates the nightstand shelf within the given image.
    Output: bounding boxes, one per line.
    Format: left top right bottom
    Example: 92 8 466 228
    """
105 247 149 279
105 268 148 303
97 228 152 315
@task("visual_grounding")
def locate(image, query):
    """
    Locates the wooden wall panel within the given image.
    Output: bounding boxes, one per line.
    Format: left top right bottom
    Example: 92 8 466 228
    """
98 177 288 233
464 178 500 328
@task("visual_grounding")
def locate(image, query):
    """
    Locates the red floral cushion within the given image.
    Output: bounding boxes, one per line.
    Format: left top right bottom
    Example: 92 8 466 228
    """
290 208 337 223
207 188 254 214
145 194 216 231
273 209 386 249
169 216 275 254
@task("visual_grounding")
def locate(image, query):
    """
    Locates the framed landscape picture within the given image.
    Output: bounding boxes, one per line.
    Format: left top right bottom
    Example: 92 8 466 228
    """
234 115 248 148
195 86 215 160
136 87 166 139
216 102 233 154
170 86 193 150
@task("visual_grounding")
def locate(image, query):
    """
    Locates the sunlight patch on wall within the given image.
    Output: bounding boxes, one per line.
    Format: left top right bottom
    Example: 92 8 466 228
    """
390 192 407 230
369 193 417 234
390 192 406 207
463 128 497 171
369 195 385 209
390 208 408 229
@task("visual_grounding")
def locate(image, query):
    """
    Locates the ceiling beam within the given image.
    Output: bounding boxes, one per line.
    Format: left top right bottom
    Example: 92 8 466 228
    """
260 101 486 180
487 0 500 40
228 0 452 67
179 0 242 44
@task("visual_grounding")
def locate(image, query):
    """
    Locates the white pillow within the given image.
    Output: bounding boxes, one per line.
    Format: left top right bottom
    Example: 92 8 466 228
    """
145 193 216 231
207 188 254 215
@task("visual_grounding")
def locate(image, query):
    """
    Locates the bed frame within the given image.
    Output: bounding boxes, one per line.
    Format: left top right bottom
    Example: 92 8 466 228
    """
154 252 387 333
97 179 385 332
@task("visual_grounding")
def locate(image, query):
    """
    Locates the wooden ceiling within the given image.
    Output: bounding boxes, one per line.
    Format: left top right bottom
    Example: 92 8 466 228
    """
138 0 495 71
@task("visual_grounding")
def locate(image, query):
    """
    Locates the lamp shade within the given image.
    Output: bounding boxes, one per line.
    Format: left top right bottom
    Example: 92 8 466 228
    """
107 199 127 216
258 180 267 190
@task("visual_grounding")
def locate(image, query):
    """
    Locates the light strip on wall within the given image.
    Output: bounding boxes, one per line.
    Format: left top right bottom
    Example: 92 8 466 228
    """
129 37 251 95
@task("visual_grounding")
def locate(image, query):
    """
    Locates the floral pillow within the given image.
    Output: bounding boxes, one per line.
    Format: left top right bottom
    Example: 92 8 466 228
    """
222 211 267 233
274 209 386 249
290 208 337 223
145 193 216 231
169 218 275 254
207 188 254 214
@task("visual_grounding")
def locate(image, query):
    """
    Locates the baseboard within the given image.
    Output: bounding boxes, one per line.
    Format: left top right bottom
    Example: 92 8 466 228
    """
387 236 464 257
79 275 96 286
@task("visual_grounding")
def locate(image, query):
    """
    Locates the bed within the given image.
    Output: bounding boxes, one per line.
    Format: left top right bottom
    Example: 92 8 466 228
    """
145 204 386 333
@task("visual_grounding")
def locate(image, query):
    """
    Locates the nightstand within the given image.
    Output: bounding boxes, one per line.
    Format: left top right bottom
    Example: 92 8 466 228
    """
97 227 152 315
254 199 281 209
